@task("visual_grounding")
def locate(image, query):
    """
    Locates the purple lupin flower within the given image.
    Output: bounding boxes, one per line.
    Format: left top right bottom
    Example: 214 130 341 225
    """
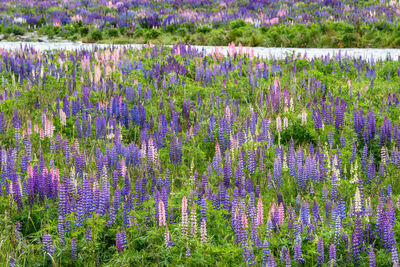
352 232 360 265
200 196 207 222
42 233 54 256
366 153 375 184
280 246 288 265
300 200 310 226
350 142 357 164
0 112 5 134
392 244 399 265
9 257 15 267
273 156 282 189
213 143 222 175
355 214 363 247
285 249 291 267
340 133 346 149
312 198 321 222
86 226 92 242
334 104 344 131
294 242 304 264
14 222 22 241
58 215 65 246
243 239 255 266
368 246 376 267
107 206 116 227
71 238 77 259
317 237 324 265
365 110 376 143
11 172 23 210
223 152 231 188
262 239 270 266
116 231 124 253
287 139 296 177
334 216 341 244
313 108 323 132
329 244 336 266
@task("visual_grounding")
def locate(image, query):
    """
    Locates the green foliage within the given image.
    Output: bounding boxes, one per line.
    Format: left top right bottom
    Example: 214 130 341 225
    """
80 26 90 36
176 27 187 37
196 25 211 34
144 28 160 40
1 41 400 266
230 19 246 30
90 30 103 41
280 121 317 147
108 28 119 38
5 25 26 36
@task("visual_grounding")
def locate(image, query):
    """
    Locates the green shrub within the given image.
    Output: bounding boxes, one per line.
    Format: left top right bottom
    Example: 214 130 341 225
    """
230 19 246 29
90 30 103 41
5 25 26 36
70 34 79 41
80 27 89 36
176 27 187 37
144 29 160 39
108 28 119 38
196 25 211 34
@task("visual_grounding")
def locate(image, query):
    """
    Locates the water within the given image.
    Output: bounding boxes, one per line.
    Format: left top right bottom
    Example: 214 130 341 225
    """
0 41 399 61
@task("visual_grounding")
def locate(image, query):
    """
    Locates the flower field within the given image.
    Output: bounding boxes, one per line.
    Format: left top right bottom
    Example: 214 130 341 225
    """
0 42 399 266
1 0 400 47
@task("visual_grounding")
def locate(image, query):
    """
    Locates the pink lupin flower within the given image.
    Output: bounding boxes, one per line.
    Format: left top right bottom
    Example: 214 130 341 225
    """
241 213 248 229
159 201 166 226
27 164 33 178
44 120 50 137
257 197 264 226
53 21 61 27
230 135 237 150
200 218 207 244
229 41 235 56
42 167 48 178
276 116 282 133
140 140 147 159
60 110 66 126
283 116 289 130
268 203 276 218
301 109 307 126
71 14 83 23
27 119 32 135
190 206 197 237
278 203 285 225
119 160 127 178
94 65 101 85
181 196 188 238
164 226 170 248
40 128 44 140
148 138 155 164
274 77 280 88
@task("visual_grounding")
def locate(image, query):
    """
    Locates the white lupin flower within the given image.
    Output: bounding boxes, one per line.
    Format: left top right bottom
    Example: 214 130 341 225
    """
354 187 362 213
13 17 26 24
290 98 294 111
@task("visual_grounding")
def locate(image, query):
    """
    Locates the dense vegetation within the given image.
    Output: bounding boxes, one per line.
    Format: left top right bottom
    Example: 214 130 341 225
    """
1 0 400 47
0 43 399 266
